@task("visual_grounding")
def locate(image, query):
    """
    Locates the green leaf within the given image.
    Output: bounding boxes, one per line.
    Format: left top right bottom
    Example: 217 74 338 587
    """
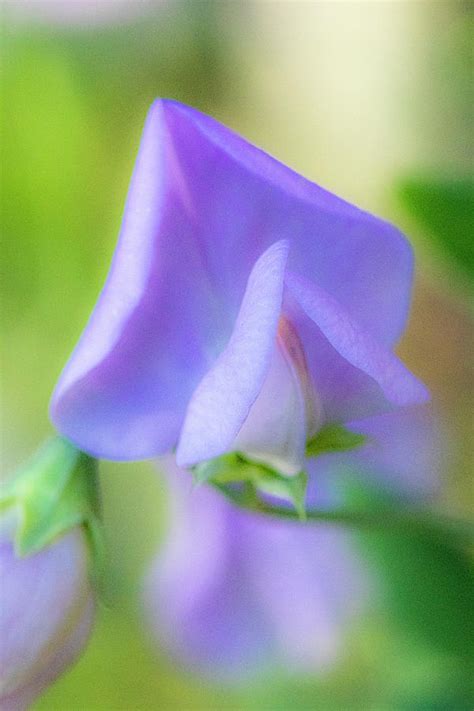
398 176 474 282
341 480 474 674
306 423 367 457
1 437 102 562
193 452 308 519
356 518 474 697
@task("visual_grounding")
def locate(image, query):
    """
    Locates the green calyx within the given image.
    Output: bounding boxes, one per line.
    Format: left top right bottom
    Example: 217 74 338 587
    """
306 423 367 457
193 452 308 520
192 424 367 520
1 436 102 561
200 444 472 554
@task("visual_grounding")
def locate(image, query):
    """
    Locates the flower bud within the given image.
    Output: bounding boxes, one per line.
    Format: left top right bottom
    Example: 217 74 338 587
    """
0 515 94 710
0 438 99 709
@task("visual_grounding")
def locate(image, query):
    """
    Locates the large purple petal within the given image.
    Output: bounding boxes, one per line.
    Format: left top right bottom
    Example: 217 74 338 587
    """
176 240 288 467
51 102 236 460
161 100 414 346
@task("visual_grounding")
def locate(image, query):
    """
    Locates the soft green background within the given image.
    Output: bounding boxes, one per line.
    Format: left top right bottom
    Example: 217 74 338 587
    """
1 2 473 709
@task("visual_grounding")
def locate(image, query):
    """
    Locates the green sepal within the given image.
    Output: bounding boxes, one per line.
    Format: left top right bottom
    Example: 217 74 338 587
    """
193 453 264 486
306 423 367 458
255 469 308 521
1 437 103 564
193 452 308 520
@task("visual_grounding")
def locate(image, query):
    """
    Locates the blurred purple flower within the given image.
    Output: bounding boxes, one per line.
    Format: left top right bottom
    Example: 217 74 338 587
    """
51 99 428 477
144 458 370 682
306 404 442 505
0 517 94 710
144 404 439 680
5 0 158 27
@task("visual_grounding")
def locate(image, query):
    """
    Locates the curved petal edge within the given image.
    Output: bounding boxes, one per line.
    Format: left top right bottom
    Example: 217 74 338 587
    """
285 270 429 409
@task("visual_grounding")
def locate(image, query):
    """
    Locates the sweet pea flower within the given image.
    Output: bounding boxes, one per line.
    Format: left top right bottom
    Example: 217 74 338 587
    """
0 515 94 710
143 403 439 680
50 99 428 478
144 457 370 681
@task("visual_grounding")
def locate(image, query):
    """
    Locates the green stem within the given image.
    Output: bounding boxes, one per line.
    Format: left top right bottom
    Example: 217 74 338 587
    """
212 482 473 545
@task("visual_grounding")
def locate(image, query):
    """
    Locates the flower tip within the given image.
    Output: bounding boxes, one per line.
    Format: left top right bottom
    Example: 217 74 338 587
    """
268 238 290 260
147 97 190 126
175 439 219 470
402 375 431 408
142 98 168 133
48 389 60 429
175 447 193 470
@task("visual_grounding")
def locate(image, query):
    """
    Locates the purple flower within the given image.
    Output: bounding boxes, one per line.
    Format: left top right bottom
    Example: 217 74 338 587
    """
143 405 439 680
0 517 94 710
144 457 370 681
50 99 428 476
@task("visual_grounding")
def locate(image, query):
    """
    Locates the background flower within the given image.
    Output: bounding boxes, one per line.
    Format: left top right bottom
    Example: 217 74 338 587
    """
305 404 443 506
144 458 370 682
143 400 441 682
4 0 161 27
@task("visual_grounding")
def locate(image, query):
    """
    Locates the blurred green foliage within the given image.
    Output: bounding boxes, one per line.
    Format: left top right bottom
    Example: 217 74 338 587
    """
367 531 474 710
353 490 474 711
398 176 474 283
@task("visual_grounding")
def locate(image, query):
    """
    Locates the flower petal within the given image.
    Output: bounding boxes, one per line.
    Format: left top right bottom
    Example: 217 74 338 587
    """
50 101 232 460
161 100 414 346
144 462 273 681
233 342 307 476
344 406 442 497
305 405 442 506
0 527 92 702
176 240 289 467
144 461 369 680
244 518 370 672
285 270 429 418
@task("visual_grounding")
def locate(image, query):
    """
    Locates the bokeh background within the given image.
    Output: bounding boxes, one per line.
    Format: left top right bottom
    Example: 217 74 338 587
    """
1 1 473 709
